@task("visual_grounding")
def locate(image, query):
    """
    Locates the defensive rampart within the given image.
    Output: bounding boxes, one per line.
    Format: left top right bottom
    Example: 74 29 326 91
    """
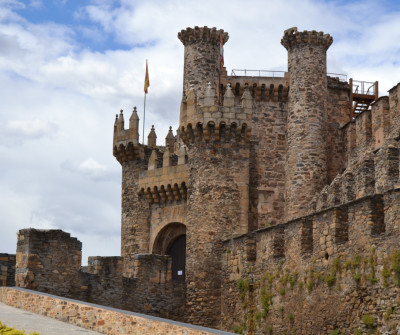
13 229 186 321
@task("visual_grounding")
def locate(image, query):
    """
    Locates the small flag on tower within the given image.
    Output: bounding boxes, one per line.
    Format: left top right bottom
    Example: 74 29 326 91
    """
144 59 150 94
220 31 224 69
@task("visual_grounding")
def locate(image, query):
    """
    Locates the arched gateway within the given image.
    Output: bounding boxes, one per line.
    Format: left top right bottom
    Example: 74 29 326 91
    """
152 222 186 282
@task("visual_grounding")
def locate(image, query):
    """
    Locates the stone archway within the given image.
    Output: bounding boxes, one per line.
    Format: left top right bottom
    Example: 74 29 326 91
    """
152 222 186 281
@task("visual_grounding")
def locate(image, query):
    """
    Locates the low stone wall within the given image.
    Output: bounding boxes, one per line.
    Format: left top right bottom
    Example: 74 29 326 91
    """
0 287 234 335
0 253 16 286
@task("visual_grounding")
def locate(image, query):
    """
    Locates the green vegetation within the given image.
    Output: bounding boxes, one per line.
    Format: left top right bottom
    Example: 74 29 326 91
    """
237 278 249 301
391 250 400 286
0 322 39 335
362 314 375 328
382 260 391 287
384 305 395 321
235 248 400 334
233 324 244 334
325 273 336 287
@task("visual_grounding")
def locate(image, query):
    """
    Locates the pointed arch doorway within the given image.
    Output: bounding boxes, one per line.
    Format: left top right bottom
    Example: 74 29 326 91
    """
152 222 186 282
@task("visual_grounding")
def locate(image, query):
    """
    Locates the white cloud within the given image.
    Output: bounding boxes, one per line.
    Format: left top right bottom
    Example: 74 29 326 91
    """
5 118 57 139
61 158 116 181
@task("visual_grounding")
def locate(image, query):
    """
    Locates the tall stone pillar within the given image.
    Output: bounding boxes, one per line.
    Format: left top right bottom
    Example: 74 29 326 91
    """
281 27 333 221
178 26 228 106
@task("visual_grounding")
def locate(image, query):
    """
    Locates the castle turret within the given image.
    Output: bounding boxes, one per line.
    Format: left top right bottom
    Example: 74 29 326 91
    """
281 27 333 220
165 126 175 152
147 125 157 147
113 107 150 274
178 26 228 126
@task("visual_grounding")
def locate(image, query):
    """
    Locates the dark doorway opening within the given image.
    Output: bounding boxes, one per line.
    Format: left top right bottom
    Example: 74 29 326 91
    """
167 235 186 281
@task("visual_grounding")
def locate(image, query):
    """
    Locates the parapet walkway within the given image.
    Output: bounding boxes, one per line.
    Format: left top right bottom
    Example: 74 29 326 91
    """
0 302 102 335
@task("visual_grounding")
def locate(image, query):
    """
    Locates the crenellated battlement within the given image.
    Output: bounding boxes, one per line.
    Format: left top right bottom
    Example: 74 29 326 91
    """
281 26 333 50
178 26 228 46
222 77 289 103
113 108 145 164
179 83 253 145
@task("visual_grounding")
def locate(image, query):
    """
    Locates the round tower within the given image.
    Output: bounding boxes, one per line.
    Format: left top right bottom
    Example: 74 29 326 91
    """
178 26 228 111
177 28 253 327
281 27 333 221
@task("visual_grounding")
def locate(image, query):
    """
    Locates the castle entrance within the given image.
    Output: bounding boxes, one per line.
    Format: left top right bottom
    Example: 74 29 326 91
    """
152 222 186 282
167 234 186 281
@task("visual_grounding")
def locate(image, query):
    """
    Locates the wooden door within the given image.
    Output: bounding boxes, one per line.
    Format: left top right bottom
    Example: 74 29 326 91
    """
167 235 186 281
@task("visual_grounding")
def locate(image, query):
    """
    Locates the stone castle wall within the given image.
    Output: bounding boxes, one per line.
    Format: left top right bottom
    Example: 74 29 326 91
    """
14 228 185 321
221 189 400 334
0 253 15 287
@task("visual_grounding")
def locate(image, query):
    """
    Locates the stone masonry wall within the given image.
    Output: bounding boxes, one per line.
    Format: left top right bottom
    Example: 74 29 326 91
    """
326 77 351 183
121 159 151 273
250 99 287 229
15 229 87 300
0 253 15 287
15 229 186 322
185 140 251 328
282 28 332 221
221 190 400 334
0 287 234 335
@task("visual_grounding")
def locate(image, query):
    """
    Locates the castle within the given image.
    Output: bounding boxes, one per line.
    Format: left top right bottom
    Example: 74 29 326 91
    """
2 26 400 334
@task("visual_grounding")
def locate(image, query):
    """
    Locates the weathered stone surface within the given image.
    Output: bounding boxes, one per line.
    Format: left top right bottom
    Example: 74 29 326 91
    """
0 287 233 335
0 253 15 287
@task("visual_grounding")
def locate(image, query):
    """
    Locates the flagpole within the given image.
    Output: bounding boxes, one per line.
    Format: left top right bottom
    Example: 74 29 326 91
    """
143 59 149 145
143 93 146 145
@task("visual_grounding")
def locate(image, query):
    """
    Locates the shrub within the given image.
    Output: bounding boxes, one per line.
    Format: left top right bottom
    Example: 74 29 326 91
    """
325 274 336 287
362 314 375 328
237 278 249 301
0 321 40 335
233 324 244 334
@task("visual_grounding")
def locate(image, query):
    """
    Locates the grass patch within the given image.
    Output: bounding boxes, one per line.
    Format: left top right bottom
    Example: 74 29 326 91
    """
0 321 39 335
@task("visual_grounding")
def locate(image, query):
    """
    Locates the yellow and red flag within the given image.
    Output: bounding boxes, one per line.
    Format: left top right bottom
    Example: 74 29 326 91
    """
144 60 150 94
220 31 224 68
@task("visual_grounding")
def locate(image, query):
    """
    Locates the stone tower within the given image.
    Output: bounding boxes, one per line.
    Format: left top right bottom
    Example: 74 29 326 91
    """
178 27 252 327
281 27 333 221
113 108 150 274
178 26 228 111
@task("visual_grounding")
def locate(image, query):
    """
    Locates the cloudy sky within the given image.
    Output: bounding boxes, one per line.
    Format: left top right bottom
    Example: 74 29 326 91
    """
1 0 399 264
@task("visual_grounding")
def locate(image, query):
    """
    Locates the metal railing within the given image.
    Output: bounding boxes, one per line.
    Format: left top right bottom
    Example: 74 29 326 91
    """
327 73 347 82
231 69 286 77
351 80 376 95
231 69 348 83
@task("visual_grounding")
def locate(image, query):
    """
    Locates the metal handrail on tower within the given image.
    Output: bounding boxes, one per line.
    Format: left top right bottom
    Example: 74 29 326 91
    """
231 69 286 77
349 78 378 117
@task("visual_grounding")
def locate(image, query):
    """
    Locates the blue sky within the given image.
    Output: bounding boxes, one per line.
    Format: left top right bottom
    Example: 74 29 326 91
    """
1 0 400 263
